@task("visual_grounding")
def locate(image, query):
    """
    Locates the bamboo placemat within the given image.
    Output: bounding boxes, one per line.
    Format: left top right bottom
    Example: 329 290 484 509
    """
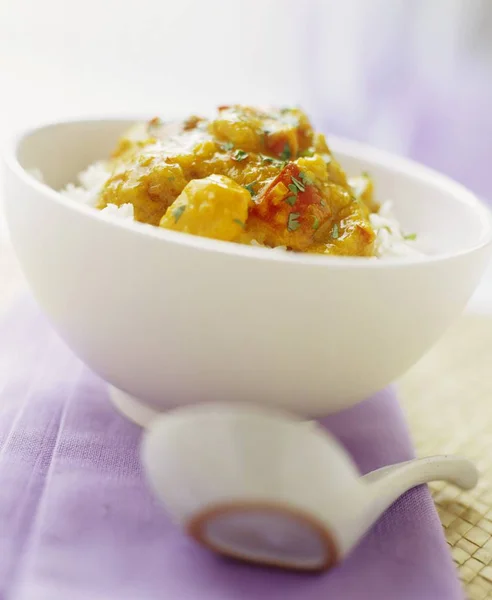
400 316 492 600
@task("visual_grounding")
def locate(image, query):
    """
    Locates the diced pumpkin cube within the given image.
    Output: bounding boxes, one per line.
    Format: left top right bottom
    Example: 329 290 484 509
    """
160 174 250 242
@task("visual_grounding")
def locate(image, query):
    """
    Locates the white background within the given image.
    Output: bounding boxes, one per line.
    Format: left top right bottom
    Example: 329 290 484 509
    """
2 0 492 143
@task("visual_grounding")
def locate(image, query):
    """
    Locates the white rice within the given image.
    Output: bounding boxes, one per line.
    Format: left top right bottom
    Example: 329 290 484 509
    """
62 161 113 206
370 201 422 258
59 162 421 257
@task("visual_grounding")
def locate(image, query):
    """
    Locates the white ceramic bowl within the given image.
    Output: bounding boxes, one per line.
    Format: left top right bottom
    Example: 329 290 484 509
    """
3 118 492 418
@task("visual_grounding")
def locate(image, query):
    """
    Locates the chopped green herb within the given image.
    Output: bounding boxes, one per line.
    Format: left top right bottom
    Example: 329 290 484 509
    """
285 196 297 207
291 176 305 193
172 205 186 223
403 232 417 241
280 143 291 161
222 142 234 152
362 170 371 178
331 223 339 239
244 182 257 196
262 155 274 164
312 216 320 231
232 149 248 162
233 218 245 228
299 171 313 185
299 148 315 158
287 212 301 232
320 199 327 207
288 183 299 195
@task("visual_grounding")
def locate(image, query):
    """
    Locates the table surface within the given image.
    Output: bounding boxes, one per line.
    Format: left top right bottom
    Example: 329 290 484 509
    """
2 221 492 599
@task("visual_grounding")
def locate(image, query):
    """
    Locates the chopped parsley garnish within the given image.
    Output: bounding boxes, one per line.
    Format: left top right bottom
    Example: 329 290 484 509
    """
172 205 186 223
285 196 297 207
403 232 417 241
287 212 301 232
362 170 371 178
331 223 339 239
244 182 257 196
288 183 299 195
299 171 313 185
259 154 287 167
222 142 234 152
232 149 248 162
233 218 245 228
280 143 291 161
291 176 305 193
312 216 320 231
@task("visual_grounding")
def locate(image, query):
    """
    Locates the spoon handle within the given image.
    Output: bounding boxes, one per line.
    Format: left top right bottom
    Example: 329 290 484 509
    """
343 456 478 557
362 455 478 490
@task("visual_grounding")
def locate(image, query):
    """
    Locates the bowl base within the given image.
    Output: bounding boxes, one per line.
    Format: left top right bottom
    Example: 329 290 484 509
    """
109 386 160 428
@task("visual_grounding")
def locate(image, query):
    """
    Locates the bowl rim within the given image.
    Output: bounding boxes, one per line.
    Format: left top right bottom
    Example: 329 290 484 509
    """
4 115 492 270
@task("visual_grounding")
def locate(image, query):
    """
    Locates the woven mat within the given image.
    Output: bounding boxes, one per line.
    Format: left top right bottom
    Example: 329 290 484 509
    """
400 315 492 600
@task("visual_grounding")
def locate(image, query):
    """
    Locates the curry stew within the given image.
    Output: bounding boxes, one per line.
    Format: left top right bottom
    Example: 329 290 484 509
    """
98 106 378 256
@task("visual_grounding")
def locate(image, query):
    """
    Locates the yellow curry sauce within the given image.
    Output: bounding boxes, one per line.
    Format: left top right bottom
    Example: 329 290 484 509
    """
98 106 378 256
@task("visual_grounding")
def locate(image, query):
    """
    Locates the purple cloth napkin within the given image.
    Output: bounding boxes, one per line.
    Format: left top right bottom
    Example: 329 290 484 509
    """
0 298 462 600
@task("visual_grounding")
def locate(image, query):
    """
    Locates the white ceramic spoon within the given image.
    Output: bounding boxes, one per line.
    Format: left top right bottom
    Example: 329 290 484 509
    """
141 403 477 572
